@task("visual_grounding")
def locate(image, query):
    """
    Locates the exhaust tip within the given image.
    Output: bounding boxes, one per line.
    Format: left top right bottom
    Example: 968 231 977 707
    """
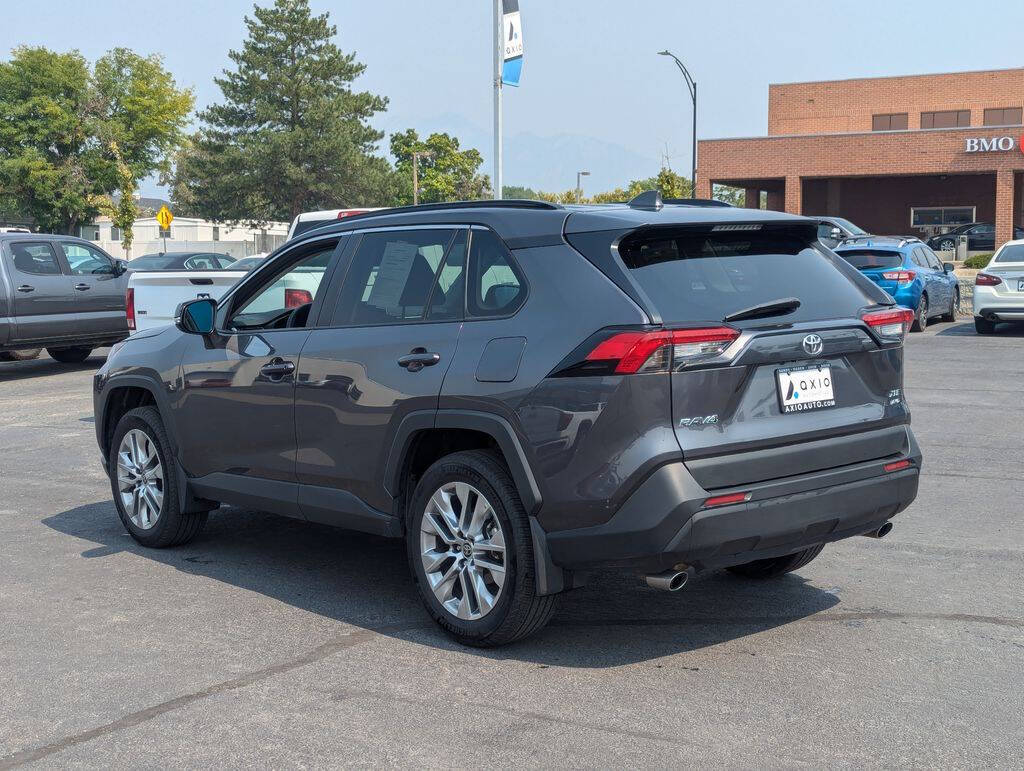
861 522 893 538
644 568 691 592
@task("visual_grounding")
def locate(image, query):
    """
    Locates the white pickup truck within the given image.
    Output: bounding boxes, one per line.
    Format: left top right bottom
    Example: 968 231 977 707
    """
127 265 324 332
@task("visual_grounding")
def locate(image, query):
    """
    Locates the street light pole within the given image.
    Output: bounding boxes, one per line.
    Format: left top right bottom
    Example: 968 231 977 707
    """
575 170 590 204
658 50 697 198
493 0 503 199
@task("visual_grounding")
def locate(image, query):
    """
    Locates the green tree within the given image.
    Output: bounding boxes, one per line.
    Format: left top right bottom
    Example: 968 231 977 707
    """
176 0 391 223
0 45 192 234
391 129 489 205
712 184 749 207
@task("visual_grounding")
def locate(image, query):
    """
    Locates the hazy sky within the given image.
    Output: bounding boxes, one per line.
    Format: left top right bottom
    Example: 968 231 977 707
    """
4 0 1024 196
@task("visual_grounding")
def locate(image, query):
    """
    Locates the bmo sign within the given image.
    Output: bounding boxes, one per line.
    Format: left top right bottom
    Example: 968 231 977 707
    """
964 136 1018 153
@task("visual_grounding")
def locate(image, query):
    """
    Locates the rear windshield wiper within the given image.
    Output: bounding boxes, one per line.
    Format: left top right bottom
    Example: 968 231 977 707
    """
723 297 801 323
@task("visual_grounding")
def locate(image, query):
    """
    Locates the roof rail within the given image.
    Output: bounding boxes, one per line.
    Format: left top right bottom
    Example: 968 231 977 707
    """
328 199 562 223
628 190 663 211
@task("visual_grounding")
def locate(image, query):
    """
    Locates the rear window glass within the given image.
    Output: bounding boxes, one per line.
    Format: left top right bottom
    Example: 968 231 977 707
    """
618 229 879 324
836 249 904 269
292 219 333 238
129 255 176 270
995 244 1024 263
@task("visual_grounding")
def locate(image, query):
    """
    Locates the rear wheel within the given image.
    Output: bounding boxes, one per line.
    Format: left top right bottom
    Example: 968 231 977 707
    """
938 238 955 252
0 348 42 362
406 450 557 647
974 316 996 335
941 288 959 322
109 406 207 547
47 346 93 363
910 294 928 332
726 544 825 579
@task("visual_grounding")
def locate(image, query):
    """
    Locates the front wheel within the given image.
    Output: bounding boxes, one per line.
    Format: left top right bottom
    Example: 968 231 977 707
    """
109 406 207 547
939 238 955 252
726 544 825 579
910 294 928 332
47 346 93 363
406 450 557 647
940 289 960 322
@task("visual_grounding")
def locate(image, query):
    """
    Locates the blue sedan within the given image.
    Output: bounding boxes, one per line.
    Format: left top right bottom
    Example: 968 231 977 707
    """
834 237 960 331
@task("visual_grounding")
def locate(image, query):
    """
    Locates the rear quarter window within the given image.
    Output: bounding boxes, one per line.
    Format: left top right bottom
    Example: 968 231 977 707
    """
618 228 885 324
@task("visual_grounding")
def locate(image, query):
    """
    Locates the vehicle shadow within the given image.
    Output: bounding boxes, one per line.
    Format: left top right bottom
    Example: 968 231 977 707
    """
933 320 1024 337
0 353 107 382
44 502 840 668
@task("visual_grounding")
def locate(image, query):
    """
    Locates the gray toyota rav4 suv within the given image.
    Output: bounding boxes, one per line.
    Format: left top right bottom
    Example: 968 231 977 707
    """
94 195 922 646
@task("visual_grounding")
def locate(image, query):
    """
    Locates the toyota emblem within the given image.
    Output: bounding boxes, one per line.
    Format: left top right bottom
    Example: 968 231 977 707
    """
802 334 824 356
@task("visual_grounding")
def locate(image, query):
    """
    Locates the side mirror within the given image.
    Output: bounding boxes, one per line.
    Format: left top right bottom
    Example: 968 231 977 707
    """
830 227 844 241
942 262 955 274
114 259 128 276
176 298 217 335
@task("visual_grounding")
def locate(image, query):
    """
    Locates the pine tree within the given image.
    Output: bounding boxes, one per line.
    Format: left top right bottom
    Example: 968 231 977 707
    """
177 0 393 223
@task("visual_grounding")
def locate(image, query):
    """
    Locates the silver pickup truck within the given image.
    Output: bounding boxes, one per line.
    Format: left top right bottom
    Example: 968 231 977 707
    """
0 233 130 363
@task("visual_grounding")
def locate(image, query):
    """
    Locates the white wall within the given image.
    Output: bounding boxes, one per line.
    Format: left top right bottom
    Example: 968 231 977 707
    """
83 216 289 260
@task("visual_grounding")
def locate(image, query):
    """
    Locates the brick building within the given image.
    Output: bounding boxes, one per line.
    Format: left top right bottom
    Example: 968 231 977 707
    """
696 68 1024 249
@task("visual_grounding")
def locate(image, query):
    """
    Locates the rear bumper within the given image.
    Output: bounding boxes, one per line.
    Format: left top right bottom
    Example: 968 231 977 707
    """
546 427 921 573
973 285 1024 320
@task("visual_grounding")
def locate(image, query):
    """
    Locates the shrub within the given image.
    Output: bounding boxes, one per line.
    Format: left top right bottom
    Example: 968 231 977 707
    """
963 253 993 269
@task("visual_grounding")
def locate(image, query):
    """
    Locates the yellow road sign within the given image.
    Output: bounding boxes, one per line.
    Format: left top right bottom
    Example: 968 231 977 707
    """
156 205 174 229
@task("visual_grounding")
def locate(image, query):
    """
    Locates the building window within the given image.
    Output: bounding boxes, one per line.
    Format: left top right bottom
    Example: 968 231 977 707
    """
983 107 1023 126
910 206 975 228
212 226 220 241
110 226 121 242
871 113 908 131
920 110 970 129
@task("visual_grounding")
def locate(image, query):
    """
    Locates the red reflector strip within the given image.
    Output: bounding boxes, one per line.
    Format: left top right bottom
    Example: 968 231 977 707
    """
884 459 912 472
703 492 750 508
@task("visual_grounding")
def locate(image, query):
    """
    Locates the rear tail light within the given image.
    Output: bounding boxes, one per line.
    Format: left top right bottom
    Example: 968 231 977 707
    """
862 307 914 341
125 287 135 330
703 492 750 508
975 273 1002 286
578 326 740 375
884 459 912 472
881 270 916 284
284 288 313 308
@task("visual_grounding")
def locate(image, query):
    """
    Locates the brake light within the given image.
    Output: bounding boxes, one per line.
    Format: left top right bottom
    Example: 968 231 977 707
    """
125 287 135 330
284 288 313 308
584 326 740 374
881 270 916 284
975 273 1002 286
862 307 914 341
336 209 365 219
704 492 750 508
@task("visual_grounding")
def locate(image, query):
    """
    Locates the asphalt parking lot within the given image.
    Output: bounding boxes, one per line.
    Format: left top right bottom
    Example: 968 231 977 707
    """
1 322 1022 768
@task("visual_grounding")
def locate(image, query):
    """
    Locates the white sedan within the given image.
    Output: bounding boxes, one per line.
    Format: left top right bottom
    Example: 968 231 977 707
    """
973 238 1024 334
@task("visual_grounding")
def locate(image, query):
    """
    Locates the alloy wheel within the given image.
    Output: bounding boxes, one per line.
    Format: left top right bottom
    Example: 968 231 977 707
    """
419 481 507 621
117 429 164 529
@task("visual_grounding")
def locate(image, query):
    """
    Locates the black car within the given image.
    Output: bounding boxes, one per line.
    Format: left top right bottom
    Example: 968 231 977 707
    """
128 251 236 271
1 233 129 363
926 223 1024 252
94 195 921 646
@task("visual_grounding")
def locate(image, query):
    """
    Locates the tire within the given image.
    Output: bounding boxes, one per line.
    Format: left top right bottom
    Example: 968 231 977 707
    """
108 406 207 548
47 346 93 363
974 316 996 335
940 289 959 323
910 293 928 332
726 544 825 579
939 238 955 251
0 348 42 362
406 449 557 647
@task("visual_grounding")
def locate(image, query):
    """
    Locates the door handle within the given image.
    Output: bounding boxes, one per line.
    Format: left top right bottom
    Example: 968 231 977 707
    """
74 283 90 291
259 358 295 380
17 285 34 293
398 348 441 372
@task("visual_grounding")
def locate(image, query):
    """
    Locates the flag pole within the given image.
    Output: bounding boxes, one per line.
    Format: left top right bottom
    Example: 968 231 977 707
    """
493 0 503 200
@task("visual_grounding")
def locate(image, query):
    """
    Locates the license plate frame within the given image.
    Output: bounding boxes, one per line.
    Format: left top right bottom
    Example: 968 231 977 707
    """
776 364 836 414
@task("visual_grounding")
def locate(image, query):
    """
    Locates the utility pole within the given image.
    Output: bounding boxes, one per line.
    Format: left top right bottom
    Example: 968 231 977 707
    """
575 170 590 204
658 50 698 198
493 0 503 199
